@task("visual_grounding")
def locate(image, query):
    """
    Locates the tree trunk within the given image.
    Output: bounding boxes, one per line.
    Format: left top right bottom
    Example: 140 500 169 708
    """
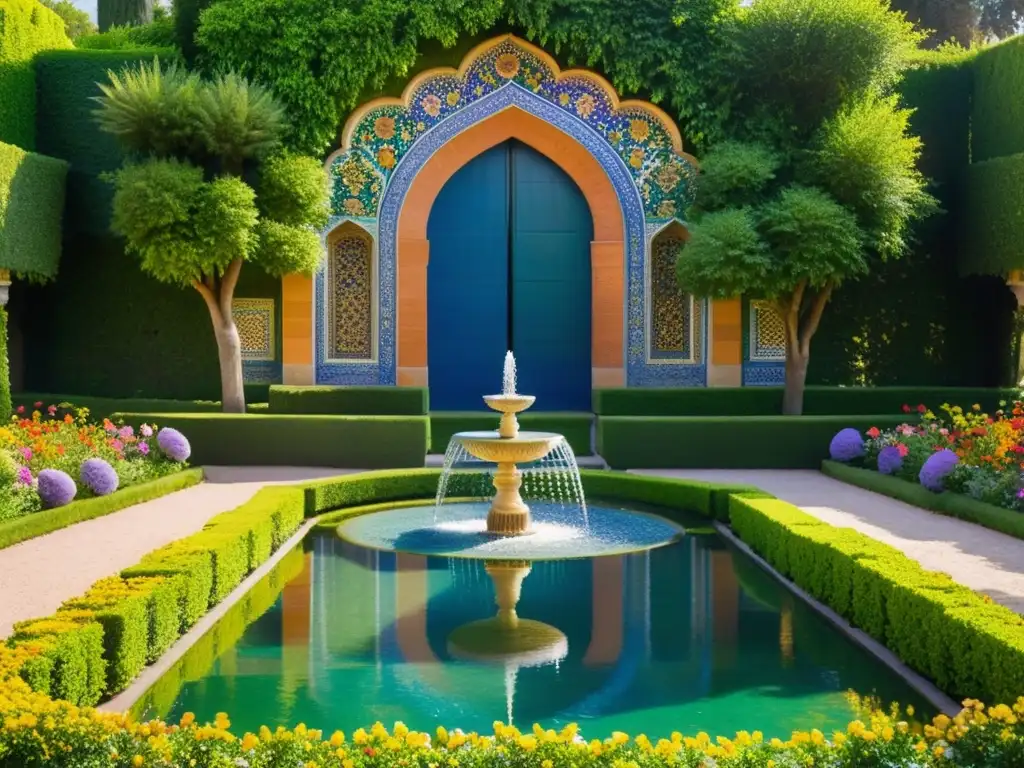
213 319 246 414
782 352 809 416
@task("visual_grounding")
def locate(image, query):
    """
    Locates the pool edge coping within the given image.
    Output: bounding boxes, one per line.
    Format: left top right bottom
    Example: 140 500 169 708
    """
99 516 321 714
713 520 960 717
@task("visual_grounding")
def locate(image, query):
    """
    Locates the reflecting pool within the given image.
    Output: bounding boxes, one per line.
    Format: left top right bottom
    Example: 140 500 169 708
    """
138 527 931 738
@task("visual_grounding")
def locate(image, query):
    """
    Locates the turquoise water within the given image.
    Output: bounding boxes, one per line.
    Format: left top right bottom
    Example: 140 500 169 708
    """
150 529 931 739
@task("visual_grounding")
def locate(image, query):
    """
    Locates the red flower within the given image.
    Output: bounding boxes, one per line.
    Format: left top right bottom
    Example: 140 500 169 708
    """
16 406 24 414
33 401 42 408
867 427 880 439
902 404 911 414
365 748 376 757
917 404 927 414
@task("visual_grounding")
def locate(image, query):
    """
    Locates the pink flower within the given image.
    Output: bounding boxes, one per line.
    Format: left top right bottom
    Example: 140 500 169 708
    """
939 428 949 436
19 447 31 461
138 441 149 455
866 427 880 439
47 405 57 416
118 425 134 439
15 406 24 414
140 424 153 438
33 401 42 408
897 443 909 457
16 466 32 485
110 439 123 451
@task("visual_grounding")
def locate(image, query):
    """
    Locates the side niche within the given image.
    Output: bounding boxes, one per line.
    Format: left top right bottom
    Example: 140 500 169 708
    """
326 222 375 361
650 223 702 363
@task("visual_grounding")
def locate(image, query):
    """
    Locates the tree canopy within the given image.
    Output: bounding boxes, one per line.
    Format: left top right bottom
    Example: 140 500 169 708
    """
892 0 1024 47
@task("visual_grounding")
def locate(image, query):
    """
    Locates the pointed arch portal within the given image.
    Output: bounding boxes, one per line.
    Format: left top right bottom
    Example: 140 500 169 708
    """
308 35 708 393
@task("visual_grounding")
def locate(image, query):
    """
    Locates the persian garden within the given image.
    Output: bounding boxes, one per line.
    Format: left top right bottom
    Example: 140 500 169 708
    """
5 0 1024 766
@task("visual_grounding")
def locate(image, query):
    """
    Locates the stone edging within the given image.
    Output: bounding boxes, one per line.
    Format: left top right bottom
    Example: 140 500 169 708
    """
713 520 960 716
99 517 320 713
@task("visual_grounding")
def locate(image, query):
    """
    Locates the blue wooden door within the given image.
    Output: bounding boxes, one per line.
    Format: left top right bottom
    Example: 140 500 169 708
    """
511 143 593 411
427 144 509 410
427 141 593 411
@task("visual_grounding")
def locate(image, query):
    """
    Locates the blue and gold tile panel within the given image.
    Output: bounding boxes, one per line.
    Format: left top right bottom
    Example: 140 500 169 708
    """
742 299 786 387
233 298 281 384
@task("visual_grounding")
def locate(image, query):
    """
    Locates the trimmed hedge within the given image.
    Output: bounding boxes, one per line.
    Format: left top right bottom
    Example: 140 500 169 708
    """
113 413 430 468
0 469 204 550
269 385 428 415
592 386 1017 416
13 391 271 418
0 141 68 281
822 460 1024 541
597 415 908 469
5 482 308 703
729 495 1024 704
0 0 71 149
964 153 1024 275
430 411 592 454
972 36 1024 164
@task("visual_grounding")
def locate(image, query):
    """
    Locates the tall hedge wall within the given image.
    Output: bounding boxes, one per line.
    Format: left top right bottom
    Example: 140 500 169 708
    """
19 47 280 400
0 0 71 150
809 50 1014 387
971 36 1024 164
0 141 68 281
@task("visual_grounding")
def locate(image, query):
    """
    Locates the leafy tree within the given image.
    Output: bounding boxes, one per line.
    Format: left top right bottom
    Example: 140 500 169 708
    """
40 0 97 40
892 0 1024 47
95 60 328 413
677 0 935 415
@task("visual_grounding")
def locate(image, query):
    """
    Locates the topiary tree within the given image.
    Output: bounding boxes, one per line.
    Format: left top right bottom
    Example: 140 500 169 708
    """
677 0 936 416
95 59 328 413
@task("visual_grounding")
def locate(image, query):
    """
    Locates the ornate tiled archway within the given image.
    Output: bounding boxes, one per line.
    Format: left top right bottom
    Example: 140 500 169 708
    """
300 35 706 387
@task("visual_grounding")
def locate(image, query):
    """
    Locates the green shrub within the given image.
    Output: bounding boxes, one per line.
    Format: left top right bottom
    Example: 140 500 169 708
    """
972 37 1024 163
123 551 214 631
0 141 69 281
597 414 907 469
0 469 203 551
0 308 9 418
114 413 430 468
0 0 71 149
268 385 428 415
822 460 1024 540
430 411 592 454
592 386 1017 416
728 495 1024 704
13 392 270 418
963 153 1024 275
132 577 181 663
9 617 105 705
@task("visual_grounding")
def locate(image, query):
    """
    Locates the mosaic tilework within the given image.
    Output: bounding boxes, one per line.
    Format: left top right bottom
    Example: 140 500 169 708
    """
650 235 691 359
743 362 785 387
318 36 702 386
328 231 374 360
327 151 383 220
749 300 786 361
233 299 275 361
340 37 697 223
242 360 283 384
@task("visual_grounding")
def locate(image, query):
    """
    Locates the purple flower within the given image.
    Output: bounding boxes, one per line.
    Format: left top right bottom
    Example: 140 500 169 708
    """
140 424 153 438
79 458 119 496
138 441 149 456
118 425 134 439
877 445 903 476
19 447 31 461
16 466 32 486
37 469 77 508
829 428 864 462
157 428 191 462
919 449 959 492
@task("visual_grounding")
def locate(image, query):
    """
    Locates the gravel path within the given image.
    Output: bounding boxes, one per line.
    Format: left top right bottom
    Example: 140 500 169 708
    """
632 469 1024 614
0 467 351 639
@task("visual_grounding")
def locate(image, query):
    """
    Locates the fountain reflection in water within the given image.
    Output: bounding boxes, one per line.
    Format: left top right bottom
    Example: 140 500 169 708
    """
433 352 588 531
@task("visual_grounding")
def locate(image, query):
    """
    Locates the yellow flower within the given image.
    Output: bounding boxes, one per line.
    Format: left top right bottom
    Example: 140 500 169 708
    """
518 735 537 751
906 705 915 716
437 726 449 744
133 757 144 768
542 761 553 768
179 713 195 728
242 733 259 751
214 712 230 730
353 728 368 744
331 731 345 747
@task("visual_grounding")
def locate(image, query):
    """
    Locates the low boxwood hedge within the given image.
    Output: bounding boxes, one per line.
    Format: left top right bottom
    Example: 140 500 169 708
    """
728 495 1024 704
14 389 270 418
113 413 430 468
592 386 1016 416
268 385 429 415
597 415 907 469
821 460 1024 541
0 469 204 550
429 411 592 454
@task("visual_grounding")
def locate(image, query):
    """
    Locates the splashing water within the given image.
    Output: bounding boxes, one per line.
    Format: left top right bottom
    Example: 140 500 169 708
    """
502 351 517 396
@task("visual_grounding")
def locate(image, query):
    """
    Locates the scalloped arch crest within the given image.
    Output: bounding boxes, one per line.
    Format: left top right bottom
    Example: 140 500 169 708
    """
326 35 698 224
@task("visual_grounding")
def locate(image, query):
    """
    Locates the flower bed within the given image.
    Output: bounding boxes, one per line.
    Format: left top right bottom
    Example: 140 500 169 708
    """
827 400 1024 512
2 402 192 522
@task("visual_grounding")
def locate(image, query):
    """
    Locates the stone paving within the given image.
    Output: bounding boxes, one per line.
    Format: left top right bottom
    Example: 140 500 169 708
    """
0 467 350 638
633 468 1024 614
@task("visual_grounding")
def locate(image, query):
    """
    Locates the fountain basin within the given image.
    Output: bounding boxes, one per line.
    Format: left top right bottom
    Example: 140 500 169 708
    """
454 430 562 464
448 618 568 668
335 501 686 559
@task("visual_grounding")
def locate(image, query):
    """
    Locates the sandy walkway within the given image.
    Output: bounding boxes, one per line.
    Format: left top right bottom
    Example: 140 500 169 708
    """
0 467 351 638
633 469 1024 614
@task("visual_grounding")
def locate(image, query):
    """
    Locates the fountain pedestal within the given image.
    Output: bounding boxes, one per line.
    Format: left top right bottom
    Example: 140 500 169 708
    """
456 394 561 536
